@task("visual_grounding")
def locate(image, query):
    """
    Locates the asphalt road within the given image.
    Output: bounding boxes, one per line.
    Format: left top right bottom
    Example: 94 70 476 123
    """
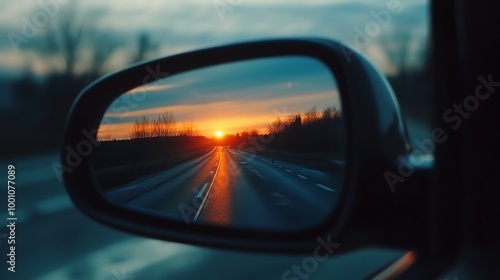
0 151 406 280
106 147 340 231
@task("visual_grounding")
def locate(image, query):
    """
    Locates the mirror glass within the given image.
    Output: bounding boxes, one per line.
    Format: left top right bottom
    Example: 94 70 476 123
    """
93 56 346 231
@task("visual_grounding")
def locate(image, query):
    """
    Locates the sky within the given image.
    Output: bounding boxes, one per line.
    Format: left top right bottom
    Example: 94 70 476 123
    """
0 0 429 75
98 56 340 139
0 0 429 135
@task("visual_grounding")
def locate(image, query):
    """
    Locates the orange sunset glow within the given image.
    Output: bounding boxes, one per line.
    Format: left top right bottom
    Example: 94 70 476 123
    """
96 55 341 141
98 115 272 140
97 90 340 140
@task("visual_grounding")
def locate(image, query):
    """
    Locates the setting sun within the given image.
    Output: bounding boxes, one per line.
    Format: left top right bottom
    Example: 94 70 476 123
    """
215 131 223 138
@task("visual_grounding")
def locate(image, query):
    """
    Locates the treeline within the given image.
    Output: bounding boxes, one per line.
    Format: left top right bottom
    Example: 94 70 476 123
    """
2 72 96 156
128 111 201 139
96 111 212 188
0 2 158 157
217 105 345 156
266 105 345 154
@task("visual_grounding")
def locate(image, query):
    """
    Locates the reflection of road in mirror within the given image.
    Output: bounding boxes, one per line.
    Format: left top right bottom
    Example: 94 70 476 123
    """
195 147 231 225
94 56 345 231
103 146 342 231
197 147 341 230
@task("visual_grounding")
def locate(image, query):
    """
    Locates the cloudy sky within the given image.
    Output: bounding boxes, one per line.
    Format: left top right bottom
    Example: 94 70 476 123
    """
0 0 429 138
99 56 340 138
0 0 429 74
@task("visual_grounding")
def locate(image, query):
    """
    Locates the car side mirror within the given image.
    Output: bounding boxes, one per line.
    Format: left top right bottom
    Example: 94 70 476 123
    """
61 38 412 253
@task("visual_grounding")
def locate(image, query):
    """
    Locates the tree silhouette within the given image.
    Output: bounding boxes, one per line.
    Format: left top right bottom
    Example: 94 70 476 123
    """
265 105 344 154
131 32 158 64
178 121 201 137
129 110 177 139
128 110 205 139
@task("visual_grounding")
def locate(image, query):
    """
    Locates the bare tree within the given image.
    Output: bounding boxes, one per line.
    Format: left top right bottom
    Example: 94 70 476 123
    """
321 106 341 119
303 105 319 125
129 110 177 139
86 31 121 76
131 32 158 64
178 121 201 137
268 116 284 134
41 1 87 74
130 115 150 139
38 1 122 76
152 110 176 137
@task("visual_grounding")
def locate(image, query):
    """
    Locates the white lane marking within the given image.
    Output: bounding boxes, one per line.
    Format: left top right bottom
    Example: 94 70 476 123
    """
297 175 308 179
285 169 293 173
35 195 73 215
248 167 265 180
240 161 247 164
277 165 283 168
196 183 209 199
194 151 223 221
315 184 335 192
209 171 214 174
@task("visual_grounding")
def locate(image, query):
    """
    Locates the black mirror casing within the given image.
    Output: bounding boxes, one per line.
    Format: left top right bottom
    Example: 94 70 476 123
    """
62 38 416 253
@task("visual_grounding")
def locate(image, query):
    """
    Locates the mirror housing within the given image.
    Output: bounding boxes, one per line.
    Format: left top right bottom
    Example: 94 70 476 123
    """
62 38 412 253
93 55 345 231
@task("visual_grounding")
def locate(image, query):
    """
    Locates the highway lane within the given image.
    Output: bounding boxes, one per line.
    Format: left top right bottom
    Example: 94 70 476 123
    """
105 146 341 231
198 147 340 230
0 152 406 280
105 147 223 222
105 147 220 207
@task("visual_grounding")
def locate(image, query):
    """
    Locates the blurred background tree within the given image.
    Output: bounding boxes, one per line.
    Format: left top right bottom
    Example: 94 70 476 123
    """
1 1 157 157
